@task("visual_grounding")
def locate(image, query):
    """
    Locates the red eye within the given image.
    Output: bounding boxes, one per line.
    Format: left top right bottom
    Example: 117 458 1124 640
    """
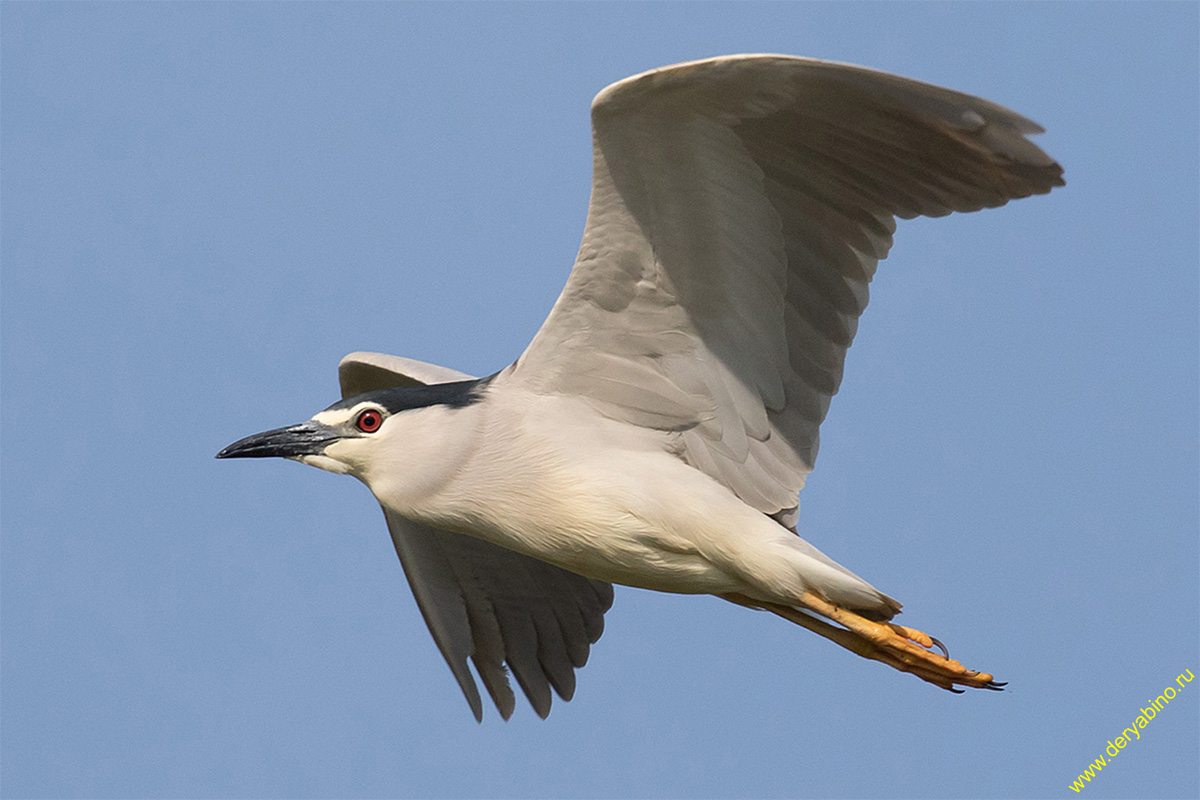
355 409 383 433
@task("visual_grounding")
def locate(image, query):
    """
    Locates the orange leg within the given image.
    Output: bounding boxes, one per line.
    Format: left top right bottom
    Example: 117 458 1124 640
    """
722 591 1004 692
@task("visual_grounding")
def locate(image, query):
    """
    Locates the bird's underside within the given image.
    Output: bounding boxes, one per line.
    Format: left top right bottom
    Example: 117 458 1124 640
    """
223 53 1063 720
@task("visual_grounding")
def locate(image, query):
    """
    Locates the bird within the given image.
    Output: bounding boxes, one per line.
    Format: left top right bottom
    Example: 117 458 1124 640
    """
218 54 1064 721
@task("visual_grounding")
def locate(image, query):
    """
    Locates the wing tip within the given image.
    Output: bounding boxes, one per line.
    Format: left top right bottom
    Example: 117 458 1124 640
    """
338 352 477 398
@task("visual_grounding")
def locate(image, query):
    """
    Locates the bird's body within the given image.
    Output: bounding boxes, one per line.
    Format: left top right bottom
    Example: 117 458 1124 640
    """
219 54 1064 719
349 375 888 611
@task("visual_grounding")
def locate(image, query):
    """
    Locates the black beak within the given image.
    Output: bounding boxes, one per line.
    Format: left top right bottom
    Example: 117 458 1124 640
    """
216 421 339 460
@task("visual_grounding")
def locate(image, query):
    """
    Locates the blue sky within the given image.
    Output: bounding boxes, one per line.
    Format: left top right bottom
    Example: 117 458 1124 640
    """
2 3 1197 798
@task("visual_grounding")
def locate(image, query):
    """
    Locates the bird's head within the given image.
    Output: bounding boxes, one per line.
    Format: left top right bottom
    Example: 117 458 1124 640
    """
217 378 491 499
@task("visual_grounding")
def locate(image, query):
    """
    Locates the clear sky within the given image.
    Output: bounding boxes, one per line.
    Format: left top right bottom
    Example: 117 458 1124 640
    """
2 3 1197 798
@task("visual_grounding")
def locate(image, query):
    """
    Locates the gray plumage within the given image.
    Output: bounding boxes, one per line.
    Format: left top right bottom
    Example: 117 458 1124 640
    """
219 55 1062 719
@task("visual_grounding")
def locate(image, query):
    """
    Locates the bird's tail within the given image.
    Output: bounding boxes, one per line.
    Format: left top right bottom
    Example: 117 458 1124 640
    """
779 532 901 621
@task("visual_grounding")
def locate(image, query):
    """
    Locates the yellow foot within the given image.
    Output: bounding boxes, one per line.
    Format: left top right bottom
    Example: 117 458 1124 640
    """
723 591 1004 693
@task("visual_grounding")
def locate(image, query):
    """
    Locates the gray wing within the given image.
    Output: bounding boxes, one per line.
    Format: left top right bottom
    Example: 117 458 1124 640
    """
339 351 474 396
511 54 1063 516
383 510 613 721
340 352 614 720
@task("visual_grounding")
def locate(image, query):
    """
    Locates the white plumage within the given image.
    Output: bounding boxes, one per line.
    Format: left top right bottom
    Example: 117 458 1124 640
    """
220 55 1063 720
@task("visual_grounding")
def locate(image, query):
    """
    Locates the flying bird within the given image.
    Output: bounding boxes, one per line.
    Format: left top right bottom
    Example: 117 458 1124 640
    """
218 55 1064 720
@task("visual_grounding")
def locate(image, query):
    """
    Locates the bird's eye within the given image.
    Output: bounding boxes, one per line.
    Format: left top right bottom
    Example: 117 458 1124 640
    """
355 409 383 433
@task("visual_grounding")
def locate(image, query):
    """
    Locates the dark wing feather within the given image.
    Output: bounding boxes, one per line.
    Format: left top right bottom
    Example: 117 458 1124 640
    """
383 509 613 720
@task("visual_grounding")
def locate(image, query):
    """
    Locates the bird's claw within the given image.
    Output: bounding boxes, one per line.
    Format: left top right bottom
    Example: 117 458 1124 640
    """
928 635 950 660
798 592 1003 692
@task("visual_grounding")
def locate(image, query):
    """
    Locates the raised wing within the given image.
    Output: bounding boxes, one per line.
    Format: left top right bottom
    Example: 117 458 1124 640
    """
340 353 614 719
512 55 1063 515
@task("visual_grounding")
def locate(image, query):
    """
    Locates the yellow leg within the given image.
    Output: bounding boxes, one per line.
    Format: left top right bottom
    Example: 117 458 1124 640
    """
722 591 1004 692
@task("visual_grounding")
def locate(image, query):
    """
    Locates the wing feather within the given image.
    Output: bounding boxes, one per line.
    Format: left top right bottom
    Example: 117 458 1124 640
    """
383 510 613 720
511 54 1062 514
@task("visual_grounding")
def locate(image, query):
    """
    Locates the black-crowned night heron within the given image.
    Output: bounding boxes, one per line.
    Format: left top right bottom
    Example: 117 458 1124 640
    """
218 55 1063 720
